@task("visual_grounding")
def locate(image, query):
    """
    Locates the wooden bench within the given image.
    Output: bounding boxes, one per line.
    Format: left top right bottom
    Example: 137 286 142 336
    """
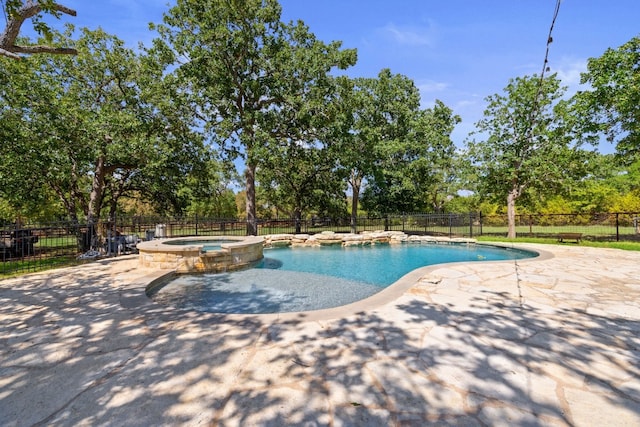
557 232 582 243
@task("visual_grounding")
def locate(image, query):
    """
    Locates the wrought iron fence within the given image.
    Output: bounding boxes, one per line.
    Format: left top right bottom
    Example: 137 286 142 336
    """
1 221 95 276
2 212 639 276
480 212 640 241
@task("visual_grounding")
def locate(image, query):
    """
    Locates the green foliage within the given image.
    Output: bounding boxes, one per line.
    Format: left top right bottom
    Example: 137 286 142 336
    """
152 0 356 234
406 101 461 213
465 73 593 237
1 0 77 59
575 36 640 163
356 70 420 215
468 74 567 201
479 155 640 216
0 193 64 223
345 70 459 216
181 160 238 218
0 27 215 221
610 191 640 213
183 189 237 218
4 4 638 226
258 139 347 220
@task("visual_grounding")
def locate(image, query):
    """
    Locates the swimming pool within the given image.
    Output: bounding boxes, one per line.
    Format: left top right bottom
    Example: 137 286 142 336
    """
147 243 536 314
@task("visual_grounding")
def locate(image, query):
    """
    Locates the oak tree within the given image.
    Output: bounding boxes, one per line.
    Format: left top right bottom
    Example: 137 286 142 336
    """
151 0 355 235
466 74 590 238
0 28 208 225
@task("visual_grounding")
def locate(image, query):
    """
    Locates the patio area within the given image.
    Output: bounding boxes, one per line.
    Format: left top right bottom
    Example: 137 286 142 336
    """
1 243 639 426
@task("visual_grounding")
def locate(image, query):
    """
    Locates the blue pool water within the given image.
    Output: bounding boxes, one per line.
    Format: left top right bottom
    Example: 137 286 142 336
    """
163 239 225 251
258 244 531 286
148 243 536 314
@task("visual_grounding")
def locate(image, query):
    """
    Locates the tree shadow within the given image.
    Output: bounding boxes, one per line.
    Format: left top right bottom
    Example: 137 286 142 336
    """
1 256 639 426
391 292 640 424
214 286 639 425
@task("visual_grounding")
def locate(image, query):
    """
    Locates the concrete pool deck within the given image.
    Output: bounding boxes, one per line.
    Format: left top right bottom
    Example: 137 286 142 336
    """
1 243 639 426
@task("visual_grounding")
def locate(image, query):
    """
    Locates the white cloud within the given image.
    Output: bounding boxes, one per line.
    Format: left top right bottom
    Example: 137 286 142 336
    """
553 57 588 94
456 99 478 108
417 81 449 93
417 81 449 109
380 21 436 46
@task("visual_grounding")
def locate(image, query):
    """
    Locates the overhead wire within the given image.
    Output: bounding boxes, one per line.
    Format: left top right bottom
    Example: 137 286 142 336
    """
539 0 562 81
527 0 562 141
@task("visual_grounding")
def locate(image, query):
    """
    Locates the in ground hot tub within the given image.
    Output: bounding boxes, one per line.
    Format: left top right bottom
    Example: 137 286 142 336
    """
137 236 264 273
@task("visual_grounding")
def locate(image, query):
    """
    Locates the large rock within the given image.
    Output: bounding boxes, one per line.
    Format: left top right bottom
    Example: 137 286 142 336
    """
261 232 476 248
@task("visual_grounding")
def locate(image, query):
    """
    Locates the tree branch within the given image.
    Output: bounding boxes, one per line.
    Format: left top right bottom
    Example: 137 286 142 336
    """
0 1 77 59
7 44 76 55
0 46 21 59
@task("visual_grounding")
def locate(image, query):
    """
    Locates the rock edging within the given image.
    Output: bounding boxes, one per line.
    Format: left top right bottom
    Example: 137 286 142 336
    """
263 231 476 248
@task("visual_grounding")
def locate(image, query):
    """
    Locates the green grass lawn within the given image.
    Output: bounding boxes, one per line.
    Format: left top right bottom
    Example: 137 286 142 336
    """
478 225 634 237
477 235 640 251
35 235 79 248
0 255 82 278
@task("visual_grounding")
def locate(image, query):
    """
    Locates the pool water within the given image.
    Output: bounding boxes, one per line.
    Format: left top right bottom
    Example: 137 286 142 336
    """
148 243 535 314
258 244 530 286
163 239 226 251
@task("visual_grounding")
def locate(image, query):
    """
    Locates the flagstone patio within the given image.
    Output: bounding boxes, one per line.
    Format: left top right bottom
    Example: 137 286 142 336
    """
1 243 639 426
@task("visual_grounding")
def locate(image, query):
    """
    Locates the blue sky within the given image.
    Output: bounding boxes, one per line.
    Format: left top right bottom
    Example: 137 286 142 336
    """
25 0 640 151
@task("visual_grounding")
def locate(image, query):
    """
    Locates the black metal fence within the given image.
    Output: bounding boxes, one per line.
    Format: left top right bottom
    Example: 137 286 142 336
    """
2 212 639 276
480 212 640 241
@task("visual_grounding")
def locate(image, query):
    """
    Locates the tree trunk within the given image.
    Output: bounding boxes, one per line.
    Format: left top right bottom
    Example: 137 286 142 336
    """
245 162 258 236
350 172 361 234
87 153 106 224
507 187 518 239
108 197 118 222
294 207 302 234
432 190 444 214
86 153 108 252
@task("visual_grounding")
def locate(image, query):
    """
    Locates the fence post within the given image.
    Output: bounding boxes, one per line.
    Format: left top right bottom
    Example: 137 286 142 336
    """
448 213 453 238
469 212 473 237
479 212 483 236
529 214 533 236
616 213 620 242
195 214 198 236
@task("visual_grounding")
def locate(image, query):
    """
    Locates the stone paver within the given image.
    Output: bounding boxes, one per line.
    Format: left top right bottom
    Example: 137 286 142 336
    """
1 244 639 426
